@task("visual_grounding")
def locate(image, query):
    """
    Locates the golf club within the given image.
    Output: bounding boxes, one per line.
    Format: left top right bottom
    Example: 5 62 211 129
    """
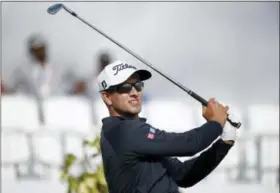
47 3 242 129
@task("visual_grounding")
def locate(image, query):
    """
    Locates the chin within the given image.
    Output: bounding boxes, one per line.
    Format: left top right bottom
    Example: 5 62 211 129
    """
128 107 141 115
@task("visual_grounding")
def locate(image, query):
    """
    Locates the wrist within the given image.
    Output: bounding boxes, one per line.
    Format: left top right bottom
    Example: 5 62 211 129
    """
208 120 224 129
206 120 224 133
221 124 237 141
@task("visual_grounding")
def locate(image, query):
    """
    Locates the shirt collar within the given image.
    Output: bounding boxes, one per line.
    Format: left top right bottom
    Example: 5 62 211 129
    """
102 116 147 124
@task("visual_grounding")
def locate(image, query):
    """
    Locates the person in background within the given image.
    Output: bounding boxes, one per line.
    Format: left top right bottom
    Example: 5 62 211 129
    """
68 51 113 98
63 50 113 126
5 33 83 98
97 51 112 75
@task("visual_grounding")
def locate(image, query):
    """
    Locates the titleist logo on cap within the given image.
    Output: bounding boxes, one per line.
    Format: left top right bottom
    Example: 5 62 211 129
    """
112 63 137 75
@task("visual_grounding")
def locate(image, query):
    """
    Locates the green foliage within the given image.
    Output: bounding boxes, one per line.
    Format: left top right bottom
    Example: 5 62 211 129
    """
60 135 108 193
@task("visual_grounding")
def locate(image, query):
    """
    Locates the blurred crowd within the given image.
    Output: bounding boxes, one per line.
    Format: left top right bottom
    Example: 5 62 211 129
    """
1 33 112 98
1 33 151 126
1 33 116 126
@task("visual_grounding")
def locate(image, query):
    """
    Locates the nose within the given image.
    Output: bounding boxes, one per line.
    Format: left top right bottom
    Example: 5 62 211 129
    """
129 86 139 96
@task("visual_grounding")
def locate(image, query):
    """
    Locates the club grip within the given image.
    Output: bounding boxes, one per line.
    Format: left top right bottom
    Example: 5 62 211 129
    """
189 91 208 106
189 91 241 129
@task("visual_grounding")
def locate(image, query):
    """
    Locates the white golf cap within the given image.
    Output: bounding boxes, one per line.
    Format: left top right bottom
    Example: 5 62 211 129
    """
97 60 152 91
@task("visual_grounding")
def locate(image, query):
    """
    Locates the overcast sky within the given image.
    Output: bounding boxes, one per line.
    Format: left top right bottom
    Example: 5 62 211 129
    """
1 2 279 105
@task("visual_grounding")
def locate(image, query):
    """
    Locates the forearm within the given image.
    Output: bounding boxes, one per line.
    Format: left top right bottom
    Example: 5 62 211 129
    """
187 121 224 154
126 120 223 157
178 139 233 187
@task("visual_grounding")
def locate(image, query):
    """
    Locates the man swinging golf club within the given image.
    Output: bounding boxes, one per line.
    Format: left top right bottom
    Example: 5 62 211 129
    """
98 60 236 193
47 3 242 129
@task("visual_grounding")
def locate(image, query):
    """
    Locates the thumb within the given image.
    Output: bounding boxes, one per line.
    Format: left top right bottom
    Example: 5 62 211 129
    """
202 105 207 114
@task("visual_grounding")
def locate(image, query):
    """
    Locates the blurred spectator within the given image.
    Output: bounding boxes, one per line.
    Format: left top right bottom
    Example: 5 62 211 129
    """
72 80 86 95
96 51 112 75
65 51 113 97
77 50 113 98
5 33 79 98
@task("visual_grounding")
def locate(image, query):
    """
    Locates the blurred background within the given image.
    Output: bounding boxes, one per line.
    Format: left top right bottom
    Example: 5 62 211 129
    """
1 1 279 193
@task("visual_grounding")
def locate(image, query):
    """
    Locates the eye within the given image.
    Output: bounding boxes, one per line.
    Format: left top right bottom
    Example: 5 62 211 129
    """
117 84 133 93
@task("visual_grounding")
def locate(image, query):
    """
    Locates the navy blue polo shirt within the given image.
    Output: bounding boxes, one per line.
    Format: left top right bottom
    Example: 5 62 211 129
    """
100 116 233 193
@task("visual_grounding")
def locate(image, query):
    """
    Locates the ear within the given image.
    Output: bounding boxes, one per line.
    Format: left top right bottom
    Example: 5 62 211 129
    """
101 91 113 106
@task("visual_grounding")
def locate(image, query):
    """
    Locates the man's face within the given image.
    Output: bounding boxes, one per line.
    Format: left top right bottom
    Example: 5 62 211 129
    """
103 73 143 117
32 46 47 62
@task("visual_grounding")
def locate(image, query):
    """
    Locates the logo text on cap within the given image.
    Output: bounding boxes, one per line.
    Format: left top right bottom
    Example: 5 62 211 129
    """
112 63 137 75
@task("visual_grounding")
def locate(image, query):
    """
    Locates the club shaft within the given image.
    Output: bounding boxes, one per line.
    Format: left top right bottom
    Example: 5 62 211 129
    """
61 6 241 129
65 10 201 98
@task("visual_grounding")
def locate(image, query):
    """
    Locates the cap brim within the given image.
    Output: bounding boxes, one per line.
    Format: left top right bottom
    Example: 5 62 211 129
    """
134 69 152 81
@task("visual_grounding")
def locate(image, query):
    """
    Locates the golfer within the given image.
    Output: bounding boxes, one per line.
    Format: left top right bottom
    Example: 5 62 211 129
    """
98 61 236 193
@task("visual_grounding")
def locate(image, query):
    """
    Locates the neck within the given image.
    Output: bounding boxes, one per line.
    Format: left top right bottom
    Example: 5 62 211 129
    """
38 58 46 64
109 110 139 119
33 57 46 66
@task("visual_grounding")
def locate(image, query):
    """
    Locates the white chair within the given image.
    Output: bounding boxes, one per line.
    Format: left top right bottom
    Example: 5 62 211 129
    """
42 97 92 133
144 100 195 133
64 132 85 160
1 131 29 165
93 99 109 127
1 95 40 130
1 167 16 181
248 104 279 169
32 129 63 167
260 137 279 169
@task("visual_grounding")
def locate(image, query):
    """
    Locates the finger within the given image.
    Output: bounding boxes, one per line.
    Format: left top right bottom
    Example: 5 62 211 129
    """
213 102 220 109
222 105 229 113
217 101 225 106
220 102 228 109
208 99 216 107
218 100 230 110
208 98 215 104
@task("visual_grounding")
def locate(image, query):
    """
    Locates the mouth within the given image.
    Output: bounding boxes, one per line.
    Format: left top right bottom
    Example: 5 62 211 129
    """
129 100 140 105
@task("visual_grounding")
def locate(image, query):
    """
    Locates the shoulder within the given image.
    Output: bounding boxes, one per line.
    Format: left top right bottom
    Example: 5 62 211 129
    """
102 117 151 142
8 64 29 82
122 119 148 131
12 64 26 74
104 117 149 132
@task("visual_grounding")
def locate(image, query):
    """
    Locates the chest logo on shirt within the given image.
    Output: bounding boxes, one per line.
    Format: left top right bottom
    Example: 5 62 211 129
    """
147 127 156 140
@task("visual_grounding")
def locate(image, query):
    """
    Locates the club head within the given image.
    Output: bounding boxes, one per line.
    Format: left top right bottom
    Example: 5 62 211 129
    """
47 3 64 15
